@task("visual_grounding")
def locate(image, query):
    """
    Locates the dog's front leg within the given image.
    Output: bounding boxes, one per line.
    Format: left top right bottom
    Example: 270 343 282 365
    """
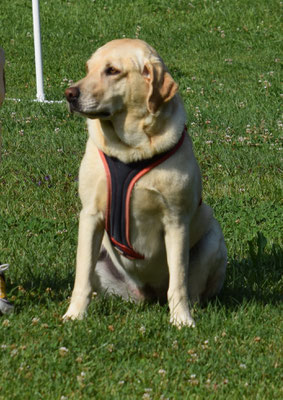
63 210 104 320
164 218 195 328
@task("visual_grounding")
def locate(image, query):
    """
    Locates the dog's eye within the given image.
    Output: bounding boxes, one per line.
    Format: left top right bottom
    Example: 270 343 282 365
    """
105 66 120 76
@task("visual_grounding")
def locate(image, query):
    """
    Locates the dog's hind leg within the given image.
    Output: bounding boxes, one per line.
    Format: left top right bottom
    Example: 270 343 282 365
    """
187 218 227 303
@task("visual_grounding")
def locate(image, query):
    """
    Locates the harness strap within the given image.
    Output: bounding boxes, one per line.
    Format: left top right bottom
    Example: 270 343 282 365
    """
99 128 187 259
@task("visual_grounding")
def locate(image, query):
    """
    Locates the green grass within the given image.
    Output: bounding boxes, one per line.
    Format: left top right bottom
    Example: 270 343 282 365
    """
0 0 282 398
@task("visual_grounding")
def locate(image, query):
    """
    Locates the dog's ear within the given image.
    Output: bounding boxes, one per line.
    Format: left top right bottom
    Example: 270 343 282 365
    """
143 62 178 114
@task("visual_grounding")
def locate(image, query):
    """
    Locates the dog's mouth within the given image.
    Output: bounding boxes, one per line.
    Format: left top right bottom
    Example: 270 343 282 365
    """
67 101 111 119
82 110 111 119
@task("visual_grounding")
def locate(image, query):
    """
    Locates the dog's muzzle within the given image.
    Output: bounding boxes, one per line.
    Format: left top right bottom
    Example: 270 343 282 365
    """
65 86 111 118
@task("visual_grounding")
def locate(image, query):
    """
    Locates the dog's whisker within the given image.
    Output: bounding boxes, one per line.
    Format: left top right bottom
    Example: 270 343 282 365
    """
79 98 98 111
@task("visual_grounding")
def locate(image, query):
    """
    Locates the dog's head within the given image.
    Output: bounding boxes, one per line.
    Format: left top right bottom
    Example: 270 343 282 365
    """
65 39 178 119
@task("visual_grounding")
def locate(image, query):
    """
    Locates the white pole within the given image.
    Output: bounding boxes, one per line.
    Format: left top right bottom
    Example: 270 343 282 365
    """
32 0 45 102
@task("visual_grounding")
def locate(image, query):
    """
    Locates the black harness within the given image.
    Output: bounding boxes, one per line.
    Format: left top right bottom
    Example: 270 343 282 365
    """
99 129 186 259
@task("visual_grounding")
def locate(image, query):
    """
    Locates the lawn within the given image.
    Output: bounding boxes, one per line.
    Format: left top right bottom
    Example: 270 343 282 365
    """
0 0 282 399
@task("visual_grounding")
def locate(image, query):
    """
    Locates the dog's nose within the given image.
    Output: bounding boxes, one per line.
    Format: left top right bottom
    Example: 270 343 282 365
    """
65 86 80 103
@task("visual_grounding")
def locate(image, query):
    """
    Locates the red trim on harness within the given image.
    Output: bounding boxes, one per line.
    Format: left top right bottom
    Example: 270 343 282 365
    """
110 237 145 260
98 150 112 233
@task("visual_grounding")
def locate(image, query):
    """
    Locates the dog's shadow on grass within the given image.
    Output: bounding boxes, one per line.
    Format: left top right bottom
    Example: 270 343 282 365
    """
9 232 282 313
8 267 75 312
216 232 282 309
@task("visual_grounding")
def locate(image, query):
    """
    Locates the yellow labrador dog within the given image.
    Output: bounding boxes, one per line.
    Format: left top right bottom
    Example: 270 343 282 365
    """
64 39 227 327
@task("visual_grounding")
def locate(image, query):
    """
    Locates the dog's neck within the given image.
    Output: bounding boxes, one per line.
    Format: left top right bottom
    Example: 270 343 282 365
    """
87 94 187 163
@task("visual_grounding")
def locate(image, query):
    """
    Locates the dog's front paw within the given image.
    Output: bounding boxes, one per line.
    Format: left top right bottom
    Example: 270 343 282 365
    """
62 312 84 322
62 303 86 322
170 311 195 329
